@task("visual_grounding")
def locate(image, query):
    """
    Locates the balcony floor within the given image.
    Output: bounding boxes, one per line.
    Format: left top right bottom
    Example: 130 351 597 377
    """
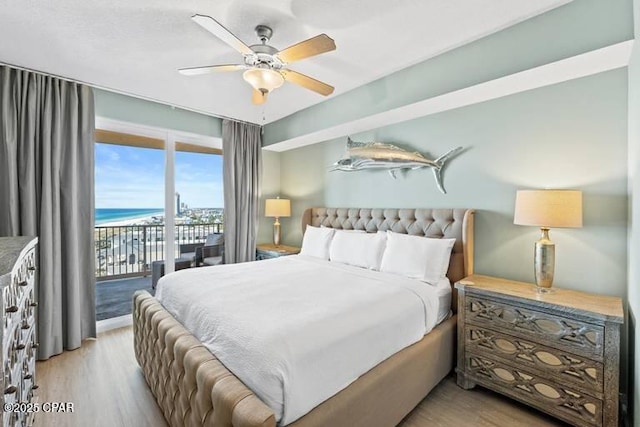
96 276 154 321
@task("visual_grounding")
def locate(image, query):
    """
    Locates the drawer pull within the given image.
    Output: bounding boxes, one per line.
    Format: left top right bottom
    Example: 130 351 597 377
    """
15 343 25 350
18 281 28 287
21 323 30 330
28 267 36 271
6 306 18 313
31 384 38 390
4 385 16 395
30 302 38 307
23 374 32 380
32 343 39 349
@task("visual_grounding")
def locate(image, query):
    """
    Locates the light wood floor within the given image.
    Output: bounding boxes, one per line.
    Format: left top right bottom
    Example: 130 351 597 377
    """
36 326 567 427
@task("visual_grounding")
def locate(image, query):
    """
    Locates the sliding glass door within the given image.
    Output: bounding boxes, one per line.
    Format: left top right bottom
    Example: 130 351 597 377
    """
94 119 222 321
174 146 224 265
94 142 165 282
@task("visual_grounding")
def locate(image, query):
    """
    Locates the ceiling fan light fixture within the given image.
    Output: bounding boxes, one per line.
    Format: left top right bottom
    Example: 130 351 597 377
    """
182 15 336 104
242 68 284 93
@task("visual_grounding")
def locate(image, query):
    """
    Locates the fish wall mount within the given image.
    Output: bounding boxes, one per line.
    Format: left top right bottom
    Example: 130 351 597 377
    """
330 137 464 194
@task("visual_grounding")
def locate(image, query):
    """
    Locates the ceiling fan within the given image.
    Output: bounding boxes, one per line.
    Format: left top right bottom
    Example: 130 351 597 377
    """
179 14 336 105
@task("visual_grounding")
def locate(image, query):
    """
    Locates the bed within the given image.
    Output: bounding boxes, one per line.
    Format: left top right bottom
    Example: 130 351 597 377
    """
133 207 475 427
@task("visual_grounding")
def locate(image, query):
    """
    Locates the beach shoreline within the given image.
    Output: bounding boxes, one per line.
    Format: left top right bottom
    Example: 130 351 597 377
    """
94 208 223 228
96 215 163 227
95 208 164 226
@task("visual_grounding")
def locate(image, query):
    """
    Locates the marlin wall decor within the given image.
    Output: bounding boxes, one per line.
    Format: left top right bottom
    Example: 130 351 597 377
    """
330 137 464 194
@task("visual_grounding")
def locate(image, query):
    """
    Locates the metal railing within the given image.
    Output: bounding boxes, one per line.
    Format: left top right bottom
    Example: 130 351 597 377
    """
95 223 222 281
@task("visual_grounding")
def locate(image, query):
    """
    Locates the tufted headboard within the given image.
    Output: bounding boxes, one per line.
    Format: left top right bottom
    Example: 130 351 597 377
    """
301 208 475 313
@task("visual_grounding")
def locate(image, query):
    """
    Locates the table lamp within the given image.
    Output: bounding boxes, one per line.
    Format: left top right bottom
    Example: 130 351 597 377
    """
513 189 582 293
265 197 291 246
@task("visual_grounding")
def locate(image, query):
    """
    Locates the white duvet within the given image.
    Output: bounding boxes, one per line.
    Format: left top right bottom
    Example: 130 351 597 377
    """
156 255 448 425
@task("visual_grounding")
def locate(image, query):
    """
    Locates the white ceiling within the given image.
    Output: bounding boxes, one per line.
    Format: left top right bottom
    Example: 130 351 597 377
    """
0 0 570 125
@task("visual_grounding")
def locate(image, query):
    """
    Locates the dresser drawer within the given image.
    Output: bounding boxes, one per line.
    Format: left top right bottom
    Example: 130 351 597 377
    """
465 352 602 427
465 325 604 394
465 295 604 360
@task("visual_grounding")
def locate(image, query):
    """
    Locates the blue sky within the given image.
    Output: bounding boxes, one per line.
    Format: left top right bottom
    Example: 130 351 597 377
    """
95 143 223 208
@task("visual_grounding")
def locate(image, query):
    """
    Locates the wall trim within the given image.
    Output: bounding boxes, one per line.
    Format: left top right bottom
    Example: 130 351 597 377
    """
96 314 132 334
95 116 222 149
264 40 633 152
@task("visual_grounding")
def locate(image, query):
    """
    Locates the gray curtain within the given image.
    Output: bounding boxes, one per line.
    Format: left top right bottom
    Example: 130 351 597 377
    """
222 119 262 263
0 66 96 360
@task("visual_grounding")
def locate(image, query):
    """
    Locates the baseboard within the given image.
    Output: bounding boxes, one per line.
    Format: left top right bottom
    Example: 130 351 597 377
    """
96 314 132 334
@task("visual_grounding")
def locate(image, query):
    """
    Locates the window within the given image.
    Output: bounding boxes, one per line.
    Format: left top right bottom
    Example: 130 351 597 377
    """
94 119 222 321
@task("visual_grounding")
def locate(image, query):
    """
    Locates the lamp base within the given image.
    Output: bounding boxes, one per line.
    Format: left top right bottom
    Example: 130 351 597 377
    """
534 227 555 293
273 218 281 247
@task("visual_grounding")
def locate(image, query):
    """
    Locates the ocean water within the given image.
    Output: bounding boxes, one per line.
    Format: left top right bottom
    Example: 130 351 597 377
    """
95 208 164 225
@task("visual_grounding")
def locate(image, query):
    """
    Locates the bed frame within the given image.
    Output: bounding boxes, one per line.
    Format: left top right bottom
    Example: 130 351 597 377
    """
133 207 475 427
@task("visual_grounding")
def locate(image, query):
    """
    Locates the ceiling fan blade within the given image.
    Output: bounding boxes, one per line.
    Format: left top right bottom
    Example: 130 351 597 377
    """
252 90 267 105
281 69 334 96
276 34 336 64
178 64 246 76
191 14 254 55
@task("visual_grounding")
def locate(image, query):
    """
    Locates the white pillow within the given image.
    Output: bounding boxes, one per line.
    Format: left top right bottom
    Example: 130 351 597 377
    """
380 231 455 284
329 231 387 270
300 226 335 260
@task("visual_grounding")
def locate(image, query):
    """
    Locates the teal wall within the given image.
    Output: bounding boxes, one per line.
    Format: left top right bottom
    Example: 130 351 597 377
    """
263 0 633 147
278 70 628 300
94 88 222 137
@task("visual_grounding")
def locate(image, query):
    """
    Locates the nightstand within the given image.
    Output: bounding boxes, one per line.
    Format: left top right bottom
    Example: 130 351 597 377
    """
455 274 623 427
256 243 300 260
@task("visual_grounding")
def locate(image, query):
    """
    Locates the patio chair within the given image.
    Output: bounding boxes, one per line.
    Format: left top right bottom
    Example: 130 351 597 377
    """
178 242 201 265
196 233 224 266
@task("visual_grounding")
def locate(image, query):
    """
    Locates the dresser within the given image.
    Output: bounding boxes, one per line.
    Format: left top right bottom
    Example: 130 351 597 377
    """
0 237 38 427
455 275 623 427
255 243 300 260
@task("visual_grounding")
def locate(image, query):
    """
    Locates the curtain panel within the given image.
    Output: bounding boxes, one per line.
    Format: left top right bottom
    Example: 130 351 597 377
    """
222 120 262 263
0 66 96 359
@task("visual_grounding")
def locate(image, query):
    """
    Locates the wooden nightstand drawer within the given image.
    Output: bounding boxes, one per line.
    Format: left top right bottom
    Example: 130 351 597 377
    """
465 295 604 361
465 325 604 393
466 352 603 427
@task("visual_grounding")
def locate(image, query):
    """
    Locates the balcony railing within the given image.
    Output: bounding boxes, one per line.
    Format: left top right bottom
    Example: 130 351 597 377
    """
95 223 222 281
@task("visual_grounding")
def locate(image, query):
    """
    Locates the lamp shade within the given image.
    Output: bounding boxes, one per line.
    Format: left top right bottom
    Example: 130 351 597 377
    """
514 190 582 228
243 68 285 92
265 198 291 218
